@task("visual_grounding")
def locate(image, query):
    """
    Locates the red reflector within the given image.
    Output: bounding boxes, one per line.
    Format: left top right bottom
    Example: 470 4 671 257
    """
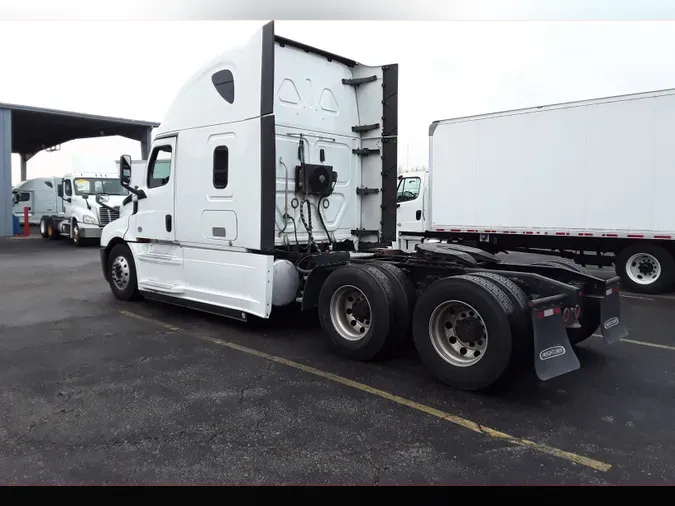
612 286 620 293
574 304 581 319
562 308 571 323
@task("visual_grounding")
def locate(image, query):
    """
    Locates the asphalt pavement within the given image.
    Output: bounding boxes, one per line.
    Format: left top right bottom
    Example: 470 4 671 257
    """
0 238 673 484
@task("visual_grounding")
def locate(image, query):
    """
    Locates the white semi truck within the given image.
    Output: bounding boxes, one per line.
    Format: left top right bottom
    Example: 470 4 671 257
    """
37 170 130 246
100 21 628 392
12 177 61 225
397 89 675 295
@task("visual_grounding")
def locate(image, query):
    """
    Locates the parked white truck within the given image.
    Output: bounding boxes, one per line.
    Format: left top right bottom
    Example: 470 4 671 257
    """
397 88 675 295
100 21 628 392
12 177 61 225
37 170 129 246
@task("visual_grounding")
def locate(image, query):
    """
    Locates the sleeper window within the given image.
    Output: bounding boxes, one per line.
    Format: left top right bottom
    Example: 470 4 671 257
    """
147 146 173 189
213 146 229 189
211 69 235 104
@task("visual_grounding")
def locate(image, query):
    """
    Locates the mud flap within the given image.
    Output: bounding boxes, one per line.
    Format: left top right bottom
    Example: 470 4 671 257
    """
599 289 629 344
531 308 581 381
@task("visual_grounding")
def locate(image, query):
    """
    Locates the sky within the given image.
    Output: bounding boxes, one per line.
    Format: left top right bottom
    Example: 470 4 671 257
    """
3 16 675 184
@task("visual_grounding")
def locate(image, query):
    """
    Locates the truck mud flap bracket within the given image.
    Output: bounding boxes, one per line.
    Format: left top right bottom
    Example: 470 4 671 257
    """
598 280 629 344
529 295 580 381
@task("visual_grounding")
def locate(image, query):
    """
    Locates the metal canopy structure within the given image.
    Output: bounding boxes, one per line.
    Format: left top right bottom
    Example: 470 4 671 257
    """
0 102 160 237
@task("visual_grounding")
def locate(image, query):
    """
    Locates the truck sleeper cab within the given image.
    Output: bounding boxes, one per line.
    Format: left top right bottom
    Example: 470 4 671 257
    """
100 21 628 392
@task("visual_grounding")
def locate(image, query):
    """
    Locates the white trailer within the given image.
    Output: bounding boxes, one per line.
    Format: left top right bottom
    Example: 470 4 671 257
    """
100 21 628 392
37 170 130 246
397 88 675 294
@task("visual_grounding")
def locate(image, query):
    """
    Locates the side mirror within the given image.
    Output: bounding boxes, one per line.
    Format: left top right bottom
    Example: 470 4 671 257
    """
119 154 132 185
57 184 63 198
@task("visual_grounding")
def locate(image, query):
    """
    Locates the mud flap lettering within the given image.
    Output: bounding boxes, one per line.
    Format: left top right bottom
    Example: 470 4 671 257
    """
599 291 628 344
531 310 580 381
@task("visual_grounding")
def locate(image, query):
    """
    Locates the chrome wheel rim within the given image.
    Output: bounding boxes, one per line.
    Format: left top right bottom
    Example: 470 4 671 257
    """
329 285 372 342
626 253 661 285
40 220 45 235
428 300 487 367
73 225 79 243
111 255 130 291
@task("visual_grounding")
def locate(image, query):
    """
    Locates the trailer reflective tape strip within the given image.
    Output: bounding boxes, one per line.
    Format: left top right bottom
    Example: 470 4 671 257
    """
118 309 613 473
536 307 561 319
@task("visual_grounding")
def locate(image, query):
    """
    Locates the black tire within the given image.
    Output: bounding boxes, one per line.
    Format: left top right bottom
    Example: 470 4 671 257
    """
412 275 514 391
470 271 532 362
72 220 83 247
39 216 49 238
108 243 142 301
533 260 599 345
46 217 60 240
615 243 675 294
318 264 395 361
369 261 417 349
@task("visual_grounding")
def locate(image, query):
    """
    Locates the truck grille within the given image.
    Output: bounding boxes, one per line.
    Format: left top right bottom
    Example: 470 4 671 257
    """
98 207 120 226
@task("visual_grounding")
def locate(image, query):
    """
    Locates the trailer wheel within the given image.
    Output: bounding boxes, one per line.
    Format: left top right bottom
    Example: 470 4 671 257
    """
108 243 142 301
369 261 417 348
533 260 600 345
412 275 514 391
318 264 395 361
615 244 675 294
39 216 49 238
471 272 532 362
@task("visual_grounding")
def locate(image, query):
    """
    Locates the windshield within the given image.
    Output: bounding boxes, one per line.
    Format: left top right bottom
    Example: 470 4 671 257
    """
72 178 129 196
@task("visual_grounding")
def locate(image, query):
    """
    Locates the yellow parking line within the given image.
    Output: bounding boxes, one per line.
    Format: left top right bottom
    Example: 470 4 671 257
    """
118 309 182 332
593 334 675 351
119 310 612 473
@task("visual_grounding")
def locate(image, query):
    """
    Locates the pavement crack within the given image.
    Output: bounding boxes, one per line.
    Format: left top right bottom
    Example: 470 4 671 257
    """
238 362 274 404
364 453 382 485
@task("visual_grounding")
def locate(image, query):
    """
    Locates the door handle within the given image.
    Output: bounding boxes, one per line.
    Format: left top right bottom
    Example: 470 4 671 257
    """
165 214 172 232
416 210 422 220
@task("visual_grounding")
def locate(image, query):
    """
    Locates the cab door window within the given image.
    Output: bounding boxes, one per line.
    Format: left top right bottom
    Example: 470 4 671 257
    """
147 145 173 189
397 177 421 202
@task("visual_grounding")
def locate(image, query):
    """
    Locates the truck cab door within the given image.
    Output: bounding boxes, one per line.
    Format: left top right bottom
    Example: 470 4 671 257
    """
62 179 74 215
396 174 425 234
132 138 176 243
12 191 32 217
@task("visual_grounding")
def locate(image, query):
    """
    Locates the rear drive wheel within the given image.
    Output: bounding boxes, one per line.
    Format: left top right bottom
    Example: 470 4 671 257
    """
39 216 49 238
471 272 531 362
412 275 514 391
318 264 395 361
533 260 599 345
616 244 675 294
369 261 417 350
108 243 142 301
46 217 60 240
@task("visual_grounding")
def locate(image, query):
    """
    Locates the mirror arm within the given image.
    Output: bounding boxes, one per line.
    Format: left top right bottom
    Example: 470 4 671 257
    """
121 181 147 199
